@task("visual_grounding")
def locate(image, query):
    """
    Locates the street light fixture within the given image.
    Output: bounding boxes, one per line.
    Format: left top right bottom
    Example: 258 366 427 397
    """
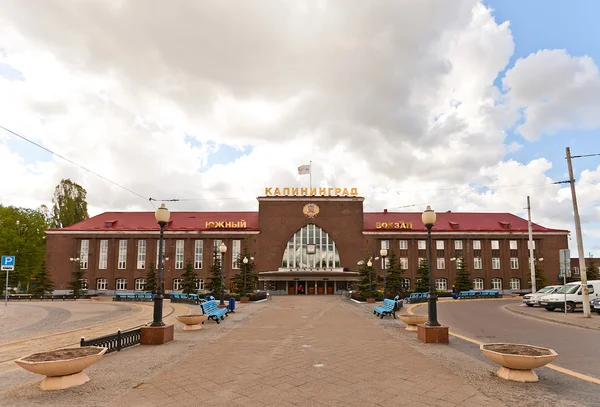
421 205 439 327
219 242 227 305
243 256 249 298
151 203 170 327
380 248 388 299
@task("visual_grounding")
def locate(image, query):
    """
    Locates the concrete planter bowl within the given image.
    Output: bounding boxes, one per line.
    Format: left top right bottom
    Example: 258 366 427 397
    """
175 314 209 331
14 346 108 390
399 314 428 331
480 343 558 382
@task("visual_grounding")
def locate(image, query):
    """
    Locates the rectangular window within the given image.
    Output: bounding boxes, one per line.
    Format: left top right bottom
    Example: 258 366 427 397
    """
97 278 108 291
135 278 145 291
527 240 536 250
99 240 108 269
196 279 204 290
80 240 89 269
436 241 444 250
381 240 390 268
213 240 222 264
474 257 482 269
137 240 146 269
399 240 408 250
194 240 203 269
492 257 500 269
418 257 425 266
454 240 462 250
175 240 184 269
232 240 241 269
118 240 127 269
156 240 165 266
173 278 182 291
510 278 521 290
509 240 518 250
116 278 127 291
491 240 499 250
437 258 445 269
399 258 408 270
435 279 447 291
473 279 484 290
418 240 426 250
473 240 481 250
510 257 519 269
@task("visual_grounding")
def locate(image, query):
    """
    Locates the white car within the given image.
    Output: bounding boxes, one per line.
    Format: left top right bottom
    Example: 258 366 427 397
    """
522 285 561 307
539 280 600 313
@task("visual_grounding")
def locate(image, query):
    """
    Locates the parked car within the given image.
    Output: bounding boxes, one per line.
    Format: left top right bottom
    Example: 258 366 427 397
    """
591 297 600 314
522 285 562 307
539 280 600 313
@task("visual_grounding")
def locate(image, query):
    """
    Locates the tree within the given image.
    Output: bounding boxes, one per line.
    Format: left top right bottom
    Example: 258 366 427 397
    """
207 249 223 297
30 261 54 297
454 258 472 292
357 254 378 299
528 263 546 289
51 178 89 228
67 260 85 297
180 262 199 294
415 259 430 293
385 249 406 296
231 248 258 297
586 260 599 281
144 263 157 293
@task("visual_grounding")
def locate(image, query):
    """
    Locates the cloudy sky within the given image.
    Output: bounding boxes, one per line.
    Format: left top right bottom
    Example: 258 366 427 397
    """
0 0 599 256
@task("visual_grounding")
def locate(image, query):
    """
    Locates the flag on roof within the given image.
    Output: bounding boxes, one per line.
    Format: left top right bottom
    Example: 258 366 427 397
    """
298 164 310 175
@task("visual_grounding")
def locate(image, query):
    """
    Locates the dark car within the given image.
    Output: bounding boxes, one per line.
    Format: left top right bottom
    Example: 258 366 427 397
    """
592 297 600 314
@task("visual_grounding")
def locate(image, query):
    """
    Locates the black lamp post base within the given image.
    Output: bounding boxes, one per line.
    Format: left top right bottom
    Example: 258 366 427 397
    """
140 324 174 345
417 324 449 344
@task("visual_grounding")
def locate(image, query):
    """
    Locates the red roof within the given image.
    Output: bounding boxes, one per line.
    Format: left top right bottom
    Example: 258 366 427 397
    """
55 212 259 231
363 211 568 233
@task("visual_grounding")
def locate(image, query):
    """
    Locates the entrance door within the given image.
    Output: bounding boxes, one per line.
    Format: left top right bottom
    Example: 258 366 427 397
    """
307 281 315 295
317 281 325 295
327 286 334 295
288 285 296 295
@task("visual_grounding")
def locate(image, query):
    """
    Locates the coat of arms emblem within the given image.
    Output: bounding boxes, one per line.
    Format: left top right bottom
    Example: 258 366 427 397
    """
302 203 320 218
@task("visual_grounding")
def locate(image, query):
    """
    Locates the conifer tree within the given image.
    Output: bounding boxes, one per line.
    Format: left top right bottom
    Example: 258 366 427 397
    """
415 259 430 293
144 262 157 293
67 259 85 297
180 262 199 294
358 254 378 299
454 257 472 292
586 260 599 281
207 249 224 297
528 263 546 289
231 248 258 297
30 261 54 297
385 249 406 297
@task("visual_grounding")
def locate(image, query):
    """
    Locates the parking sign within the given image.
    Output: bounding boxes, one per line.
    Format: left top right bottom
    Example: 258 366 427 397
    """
1 256 15 271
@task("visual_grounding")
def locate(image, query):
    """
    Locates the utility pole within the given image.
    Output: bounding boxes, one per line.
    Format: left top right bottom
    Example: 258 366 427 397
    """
566 147 591 318
527 196 536 294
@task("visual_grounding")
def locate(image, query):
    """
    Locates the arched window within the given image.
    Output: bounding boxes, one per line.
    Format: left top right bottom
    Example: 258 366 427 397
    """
173 278 182 291
510 278 520 290
281 224 340 269
97 278 108 291
135 278 146 291
491 278 502 290
80 279 89 291
435 278 447 291
402 278 411 291
473 278 484 290
116 278 127 291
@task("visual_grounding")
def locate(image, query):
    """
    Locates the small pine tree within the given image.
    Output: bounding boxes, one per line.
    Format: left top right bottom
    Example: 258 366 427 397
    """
415 259 430 293
180 262 199 294
454 258 472 292
144 263 157 294
207 249 224 297
231 248 258 297
357 254 378 299
30 261 55 297
67 261 85 298
385 250 405 297
586 260 599 281
528 263 546 289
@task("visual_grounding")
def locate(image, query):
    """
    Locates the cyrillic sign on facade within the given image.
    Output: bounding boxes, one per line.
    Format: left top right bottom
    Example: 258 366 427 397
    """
264 187 358 196
375 222 413 230
205 220 247 229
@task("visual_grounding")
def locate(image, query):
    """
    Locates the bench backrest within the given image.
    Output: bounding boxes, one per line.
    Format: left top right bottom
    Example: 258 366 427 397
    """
202 300 219 314
383 298 396 309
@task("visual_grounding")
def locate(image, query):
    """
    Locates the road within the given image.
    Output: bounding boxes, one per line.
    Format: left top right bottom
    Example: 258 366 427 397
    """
412 299 600 379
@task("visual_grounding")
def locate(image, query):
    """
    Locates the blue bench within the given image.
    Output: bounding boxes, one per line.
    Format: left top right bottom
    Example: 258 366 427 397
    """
200 299 229 323
480 290 501 298
458 290 477 299
373 297 400 319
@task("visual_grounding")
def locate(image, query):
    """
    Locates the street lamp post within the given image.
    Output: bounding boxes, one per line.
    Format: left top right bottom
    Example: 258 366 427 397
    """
367 258 373 298
242 257 248 297
69 254 81 298
380 248 388 299
151 203 170 327
219 242 227 305
422 205 439 327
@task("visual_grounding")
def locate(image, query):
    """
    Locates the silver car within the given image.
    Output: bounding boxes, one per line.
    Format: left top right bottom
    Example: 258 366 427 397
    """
522 285 562 307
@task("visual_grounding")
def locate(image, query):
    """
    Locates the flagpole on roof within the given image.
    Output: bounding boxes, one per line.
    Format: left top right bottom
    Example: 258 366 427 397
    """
309 161 312 190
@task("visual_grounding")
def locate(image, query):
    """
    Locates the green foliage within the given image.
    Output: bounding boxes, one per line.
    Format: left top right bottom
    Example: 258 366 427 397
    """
528 263 546 289
586 260 599 281
180 262 198 294
67 261 86 297
144 263 157 293
30 261 54 296
0 205 50 292
207 249 224 297
51 178 89 228
454 258 472 292
415 259 430 293
358 254 378 299
231 248 258 297
385 249 406 296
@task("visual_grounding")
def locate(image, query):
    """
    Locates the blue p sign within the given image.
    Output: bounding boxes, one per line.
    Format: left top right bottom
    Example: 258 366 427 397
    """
1 256 15 270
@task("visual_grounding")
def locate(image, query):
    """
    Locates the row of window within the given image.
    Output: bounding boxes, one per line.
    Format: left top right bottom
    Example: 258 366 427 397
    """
379 254 524 270
383 239 535 251
377 277 521 291
78 239 241 271
88 278 206 291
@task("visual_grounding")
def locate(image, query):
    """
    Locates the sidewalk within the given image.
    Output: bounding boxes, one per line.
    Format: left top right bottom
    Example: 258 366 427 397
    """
504 302 600 331
114 297 501 407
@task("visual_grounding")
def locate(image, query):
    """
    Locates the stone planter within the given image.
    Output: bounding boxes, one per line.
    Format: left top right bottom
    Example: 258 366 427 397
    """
240 297 250 303
480 343 558 382
175 314 209 331
366 298 376 303
399 314 428 331
14 346 107 390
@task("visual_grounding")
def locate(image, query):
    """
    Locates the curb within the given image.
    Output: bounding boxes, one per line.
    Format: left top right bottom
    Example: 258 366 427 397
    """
503 305 600 332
